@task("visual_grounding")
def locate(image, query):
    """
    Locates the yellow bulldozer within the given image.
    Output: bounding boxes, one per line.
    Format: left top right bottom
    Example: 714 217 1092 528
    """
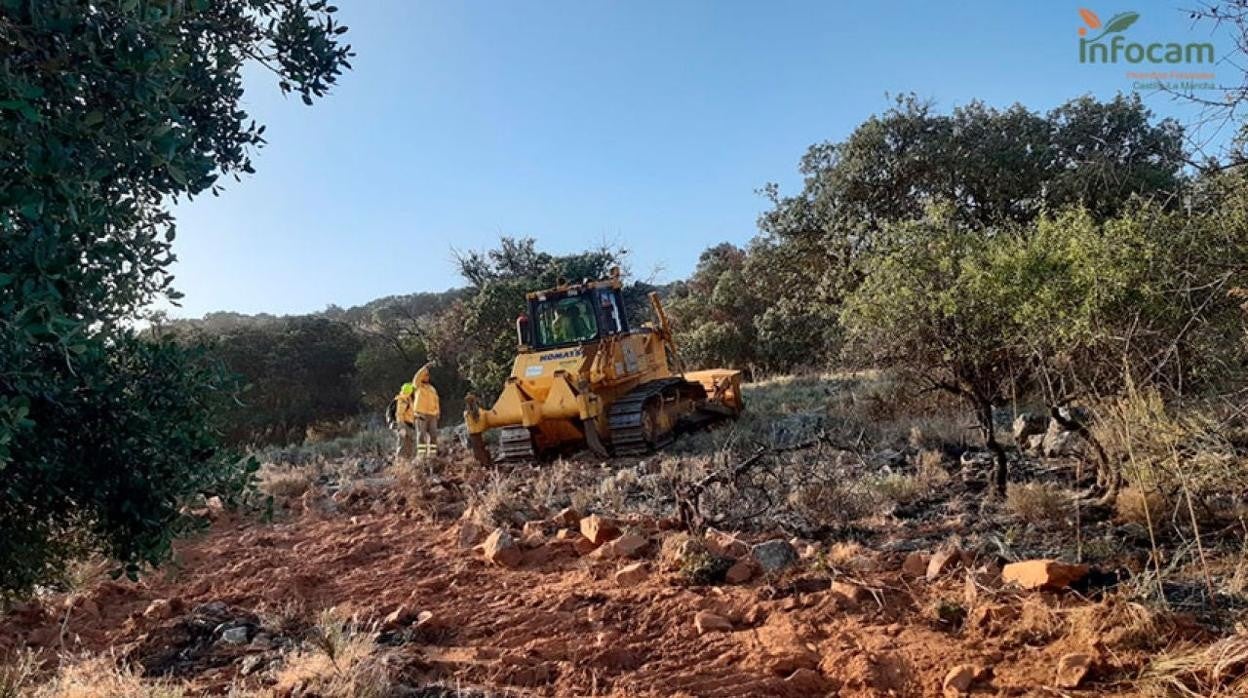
464 269 743 466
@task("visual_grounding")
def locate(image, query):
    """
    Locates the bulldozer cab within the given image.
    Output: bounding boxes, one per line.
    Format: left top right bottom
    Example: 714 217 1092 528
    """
526 284 628 350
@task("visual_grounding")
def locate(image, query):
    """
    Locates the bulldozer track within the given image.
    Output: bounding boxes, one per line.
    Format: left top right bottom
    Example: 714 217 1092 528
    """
497 426 536 462
607 377 706 456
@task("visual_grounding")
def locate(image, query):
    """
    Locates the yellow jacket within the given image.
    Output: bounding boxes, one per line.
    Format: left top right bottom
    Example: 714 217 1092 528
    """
411 365 440 418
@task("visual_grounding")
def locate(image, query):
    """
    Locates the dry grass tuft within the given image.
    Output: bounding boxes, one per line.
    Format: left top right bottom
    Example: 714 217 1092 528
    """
258 464 316 501
0 649 39 698
1005 481 1070 526
1144 634 1248 698
659 532 699 571
275 609 391 698
1116 486 1172 526
788 480 879 529
33 654 185 698
1067 596 1174 651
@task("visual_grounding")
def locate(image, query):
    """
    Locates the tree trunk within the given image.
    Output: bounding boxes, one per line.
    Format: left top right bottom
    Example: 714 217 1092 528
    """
977 400 1008 497
1050 406 1119 505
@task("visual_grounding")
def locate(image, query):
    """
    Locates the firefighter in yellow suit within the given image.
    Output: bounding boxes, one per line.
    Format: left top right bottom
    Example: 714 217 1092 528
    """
386 363 439 462
410 363 440 460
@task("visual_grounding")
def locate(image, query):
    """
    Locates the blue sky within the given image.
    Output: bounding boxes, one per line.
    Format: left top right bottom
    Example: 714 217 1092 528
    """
167 0 1234 317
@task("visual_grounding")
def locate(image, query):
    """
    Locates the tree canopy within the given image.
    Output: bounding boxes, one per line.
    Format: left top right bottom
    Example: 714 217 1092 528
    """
0 0 350 594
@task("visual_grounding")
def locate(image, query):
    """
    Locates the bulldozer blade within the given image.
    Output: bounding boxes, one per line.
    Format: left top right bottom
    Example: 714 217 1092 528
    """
469 432 492 468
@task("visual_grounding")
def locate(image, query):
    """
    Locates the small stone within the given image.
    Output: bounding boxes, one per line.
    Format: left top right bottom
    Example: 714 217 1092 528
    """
573 536 599 556
579 515 621 546
520 521 547 548
240 654 266 676
657 516 681 530
1055 652 1095 688
552 507 581 528
784 668 829 693
383 604 419 629
1002 559 1089 591
927 548 962 581
725 559 755 584
143 599 175 620
457 520 485 549
600 533 648 559
901 551 930 578
249 632 273 651
830 581 870 607
942 664 985 697
694 611 733 634
751 539 798 574
704 528 749 559
483 528 524 568
220 625 250 645
615 562 649 587
555 528 579 541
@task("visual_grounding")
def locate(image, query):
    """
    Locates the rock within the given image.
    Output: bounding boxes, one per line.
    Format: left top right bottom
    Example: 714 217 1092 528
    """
597 533 648 559
1011 413 1047 447
694 611 733 634
220 625 250 645
573 536 599 556
249 632 274 651
927 548 963 581
830 581 870 607
1042 420 1075 457
483 528 524 568
1025 433 1045 455
143 598 176 620
383 604 420 629
579 515 621 546
457 520 485 549
959 451 993 469
240 654 266 676
1002 559 1089 591
790 537 820 559
725 559 755 584
751 539 798 574
942 664 986 697
871 449 906 467
657 515 682 531
784 668 830 693
554 528 579 541
521 521 548 548
1055 652 1095 688
901 551 930 578
552 507 580 528
704 528 749 559
615 562 649 587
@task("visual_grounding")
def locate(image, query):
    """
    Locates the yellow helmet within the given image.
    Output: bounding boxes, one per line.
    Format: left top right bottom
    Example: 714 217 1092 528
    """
399 383 415 396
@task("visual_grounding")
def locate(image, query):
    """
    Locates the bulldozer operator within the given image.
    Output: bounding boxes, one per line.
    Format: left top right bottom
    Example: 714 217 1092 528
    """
385 363 440 462
549 299 594 344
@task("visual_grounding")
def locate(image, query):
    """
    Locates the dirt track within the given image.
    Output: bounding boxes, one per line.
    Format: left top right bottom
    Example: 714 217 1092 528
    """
0 486 1171 697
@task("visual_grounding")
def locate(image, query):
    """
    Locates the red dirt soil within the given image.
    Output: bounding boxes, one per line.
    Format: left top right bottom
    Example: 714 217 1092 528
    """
1 501 1171 697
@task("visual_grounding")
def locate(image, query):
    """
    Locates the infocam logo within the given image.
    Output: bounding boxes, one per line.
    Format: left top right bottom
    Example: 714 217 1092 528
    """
1077 8 1214 64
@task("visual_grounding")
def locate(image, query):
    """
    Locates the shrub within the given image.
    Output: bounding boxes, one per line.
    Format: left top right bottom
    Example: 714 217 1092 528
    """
1005 482 1070 526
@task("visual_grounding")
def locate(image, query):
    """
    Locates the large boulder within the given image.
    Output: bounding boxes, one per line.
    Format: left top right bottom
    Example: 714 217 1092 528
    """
1041 420 1076 457
1011 413 1047 447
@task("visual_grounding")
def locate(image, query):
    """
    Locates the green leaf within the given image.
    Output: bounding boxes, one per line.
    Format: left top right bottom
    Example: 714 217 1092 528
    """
1103 12 1139 33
